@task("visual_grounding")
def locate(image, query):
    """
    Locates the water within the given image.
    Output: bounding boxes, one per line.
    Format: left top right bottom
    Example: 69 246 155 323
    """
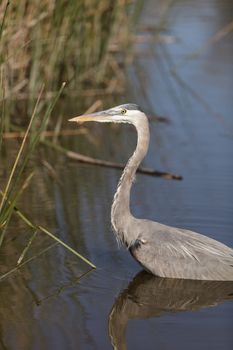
0 0 233 349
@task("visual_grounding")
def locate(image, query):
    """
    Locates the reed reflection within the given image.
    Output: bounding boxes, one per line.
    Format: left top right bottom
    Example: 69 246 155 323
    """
109 271 233 350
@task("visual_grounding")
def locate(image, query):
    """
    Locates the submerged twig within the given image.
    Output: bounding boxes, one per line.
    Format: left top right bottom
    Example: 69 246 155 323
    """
42 140 183 180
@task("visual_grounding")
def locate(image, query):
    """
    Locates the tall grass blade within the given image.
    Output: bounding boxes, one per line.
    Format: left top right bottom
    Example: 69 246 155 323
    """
0 172 34 229
0 82 65 229
0 191 96 269
0 1 10 43
0 172 34 245
0 86 44 215
17 229 38 265
38 225 96 269
7 82 66 203
0 67 4 149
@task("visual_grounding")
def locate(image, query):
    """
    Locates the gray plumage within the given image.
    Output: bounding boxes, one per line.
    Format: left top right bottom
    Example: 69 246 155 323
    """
70 104 233 281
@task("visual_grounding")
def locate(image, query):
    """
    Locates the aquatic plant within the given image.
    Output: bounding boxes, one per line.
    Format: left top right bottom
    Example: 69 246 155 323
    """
0 0 138 125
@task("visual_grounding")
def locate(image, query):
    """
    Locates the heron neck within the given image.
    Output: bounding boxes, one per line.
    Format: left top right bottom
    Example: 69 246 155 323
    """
111 115 150 246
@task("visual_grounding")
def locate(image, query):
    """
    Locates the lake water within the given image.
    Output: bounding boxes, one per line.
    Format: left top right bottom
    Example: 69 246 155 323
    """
0 0 233 349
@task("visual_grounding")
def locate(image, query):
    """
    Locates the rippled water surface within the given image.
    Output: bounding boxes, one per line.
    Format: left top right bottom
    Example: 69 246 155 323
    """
1 0 233 349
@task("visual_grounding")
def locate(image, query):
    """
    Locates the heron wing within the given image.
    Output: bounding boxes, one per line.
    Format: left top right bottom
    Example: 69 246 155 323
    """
131 221 233 280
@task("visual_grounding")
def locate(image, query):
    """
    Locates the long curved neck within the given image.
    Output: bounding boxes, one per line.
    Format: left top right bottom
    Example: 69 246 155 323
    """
111 114 150 246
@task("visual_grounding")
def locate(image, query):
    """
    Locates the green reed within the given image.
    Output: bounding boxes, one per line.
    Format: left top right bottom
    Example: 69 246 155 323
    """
0 0 137 124
0 83 65 240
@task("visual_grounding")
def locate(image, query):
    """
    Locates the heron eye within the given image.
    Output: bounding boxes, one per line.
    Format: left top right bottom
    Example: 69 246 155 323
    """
121 108 127 115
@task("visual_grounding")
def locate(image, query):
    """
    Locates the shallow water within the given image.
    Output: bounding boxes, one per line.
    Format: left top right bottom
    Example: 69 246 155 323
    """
1 0 233 349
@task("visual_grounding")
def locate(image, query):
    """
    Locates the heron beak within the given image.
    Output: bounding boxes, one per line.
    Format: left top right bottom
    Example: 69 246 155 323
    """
69 111 108 123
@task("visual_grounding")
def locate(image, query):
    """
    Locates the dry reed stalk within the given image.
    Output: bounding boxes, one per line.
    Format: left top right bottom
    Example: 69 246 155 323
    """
2 128 88 139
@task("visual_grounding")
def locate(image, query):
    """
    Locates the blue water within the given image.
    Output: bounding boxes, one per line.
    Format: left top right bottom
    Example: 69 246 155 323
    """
0 0 233 349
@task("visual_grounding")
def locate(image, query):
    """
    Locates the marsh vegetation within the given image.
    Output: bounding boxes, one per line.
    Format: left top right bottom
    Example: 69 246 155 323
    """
0 0 142 275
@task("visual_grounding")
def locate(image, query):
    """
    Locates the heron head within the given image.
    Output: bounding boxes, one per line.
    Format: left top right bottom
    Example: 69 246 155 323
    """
69 104 144 125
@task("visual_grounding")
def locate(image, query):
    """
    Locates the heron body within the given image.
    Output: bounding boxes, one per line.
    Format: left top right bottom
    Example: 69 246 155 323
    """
70 104 233 281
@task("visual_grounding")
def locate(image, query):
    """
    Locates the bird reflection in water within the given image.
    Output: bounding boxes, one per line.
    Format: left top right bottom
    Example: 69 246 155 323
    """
108 271 233 349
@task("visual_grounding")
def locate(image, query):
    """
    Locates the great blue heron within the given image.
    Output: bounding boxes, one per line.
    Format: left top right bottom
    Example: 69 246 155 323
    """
69 104 233 280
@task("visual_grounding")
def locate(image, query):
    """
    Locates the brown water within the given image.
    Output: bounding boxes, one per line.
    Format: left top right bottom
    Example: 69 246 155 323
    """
1 0 233 349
